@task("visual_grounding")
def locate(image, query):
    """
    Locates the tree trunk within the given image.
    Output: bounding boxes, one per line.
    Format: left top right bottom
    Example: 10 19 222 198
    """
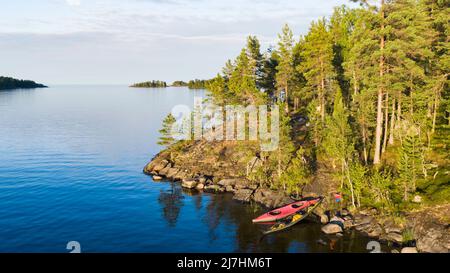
294 97 299 111
285 80 289 114
389 97 395 145
344 159 356 209
352 68 358 99
278 146 283 190
374 91 384 165
362 125 368 165
373 0 385 165
320 59 326 122
382 93 389 153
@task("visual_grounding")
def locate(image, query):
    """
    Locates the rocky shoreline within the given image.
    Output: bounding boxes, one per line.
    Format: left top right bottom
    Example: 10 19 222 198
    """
144 148 449 253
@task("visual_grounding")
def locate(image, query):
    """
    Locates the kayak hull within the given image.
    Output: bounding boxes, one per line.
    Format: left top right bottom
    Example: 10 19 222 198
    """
262 197 324 235
252 197 322 223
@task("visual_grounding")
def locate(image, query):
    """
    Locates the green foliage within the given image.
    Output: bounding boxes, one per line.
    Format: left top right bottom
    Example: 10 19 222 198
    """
131 80 167 88
402 229 415 243
200 0 449 212
275 24 295 110
171 81 188 87
348 162 368 208
398 127 425 200
281 148 312 195
368 169 394 210
188 79 211 89
322 90 354 163
298 18 335 121
158 114 176 148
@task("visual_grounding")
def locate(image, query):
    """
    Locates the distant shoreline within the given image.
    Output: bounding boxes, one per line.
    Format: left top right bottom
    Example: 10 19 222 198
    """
130 79 211 89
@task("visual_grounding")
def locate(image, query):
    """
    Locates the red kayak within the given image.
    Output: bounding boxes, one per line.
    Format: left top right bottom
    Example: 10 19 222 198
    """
252 197 322 223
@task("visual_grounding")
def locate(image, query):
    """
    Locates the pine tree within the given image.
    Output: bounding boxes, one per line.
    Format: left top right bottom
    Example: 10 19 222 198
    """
261 47 279 99
323 90 357 207
330 5 355 104
207 74 228 105
398 126 424 201
276 24 296 113
298 18 335 122
158 114 177 148
246 36 264 89
266 103 295 190
228 47 266 105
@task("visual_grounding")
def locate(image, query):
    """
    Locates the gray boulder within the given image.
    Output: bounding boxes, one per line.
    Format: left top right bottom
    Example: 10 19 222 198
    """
233 189 254 203
166 168 180 180
204 185 224 193
152 175 163 181
321 223 343 234
181 179 198 189
385 232 403 244
153 160 169 172
401 247 418 253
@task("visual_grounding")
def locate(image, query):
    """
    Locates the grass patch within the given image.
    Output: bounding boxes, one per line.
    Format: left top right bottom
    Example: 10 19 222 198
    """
416 167 450 205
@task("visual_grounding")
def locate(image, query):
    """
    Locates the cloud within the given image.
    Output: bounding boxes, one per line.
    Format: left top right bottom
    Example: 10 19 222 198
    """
65 0 81 6
0 0 358 84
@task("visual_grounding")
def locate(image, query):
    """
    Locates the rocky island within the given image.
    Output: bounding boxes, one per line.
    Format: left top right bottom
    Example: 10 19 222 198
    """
0 76 47 90
130 80 168 88
143 0 449 253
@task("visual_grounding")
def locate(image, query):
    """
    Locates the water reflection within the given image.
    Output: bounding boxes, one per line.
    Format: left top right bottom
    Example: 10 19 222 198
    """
158 182 184 227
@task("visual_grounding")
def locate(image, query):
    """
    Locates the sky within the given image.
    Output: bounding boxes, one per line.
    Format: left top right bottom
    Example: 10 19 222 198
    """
0 0 356 85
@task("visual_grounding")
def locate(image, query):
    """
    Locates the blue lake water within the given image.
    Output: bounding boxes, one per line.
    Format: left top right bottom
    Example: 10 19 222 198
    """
0 86 383 253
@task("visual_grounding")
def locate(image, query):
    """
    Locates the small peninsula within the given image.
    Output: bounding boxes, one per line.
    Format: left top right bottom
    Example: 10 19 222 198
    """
0 76 47 90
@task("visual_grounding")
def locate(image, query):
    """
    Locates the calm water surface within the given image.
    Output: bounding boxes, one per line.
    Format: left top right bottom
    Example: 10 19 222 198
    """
0 86 386 253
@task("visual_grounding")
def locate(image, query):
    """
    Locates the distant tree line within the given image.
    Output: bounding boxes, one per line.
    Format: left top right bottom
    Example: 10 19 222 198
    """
170 79 213 89
171 81 188 87
0 76 47 90
187 79 212 89
130 80 167 88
